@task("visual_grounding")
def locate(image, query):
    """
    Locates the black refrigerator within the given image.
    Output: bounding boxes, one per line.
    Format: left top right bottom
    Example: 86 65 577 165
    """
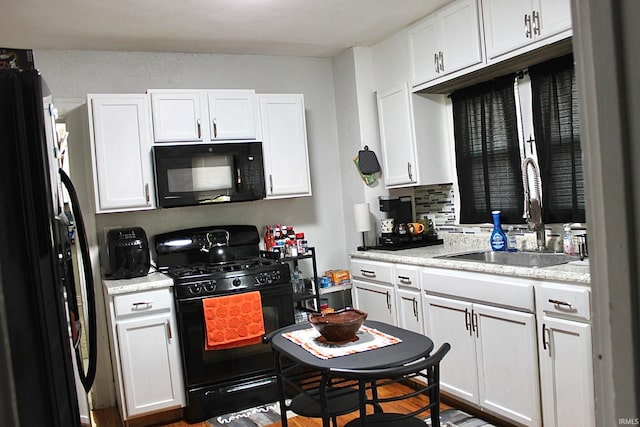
0 68 97 426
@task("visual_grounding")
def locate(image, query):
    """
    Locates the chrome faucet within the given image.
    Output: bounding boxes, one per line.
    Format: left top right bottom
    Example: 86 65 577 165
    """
522 157 546 251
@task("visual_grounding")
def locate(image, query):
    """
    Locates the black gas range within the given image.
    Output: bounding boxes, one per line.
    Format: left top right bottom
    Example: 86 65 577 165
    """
154 225 295 423
156 225 291 300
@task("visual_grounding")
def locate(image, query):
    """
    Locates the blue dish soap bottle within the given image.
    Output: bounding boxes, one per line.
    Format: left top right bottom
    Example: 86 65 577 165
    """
490 210 507 251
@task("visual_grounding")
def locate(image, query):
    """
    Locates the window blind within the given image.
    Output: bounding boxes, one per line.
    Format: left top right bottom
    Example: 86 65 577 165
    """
529 54 585 223
451 74 524 224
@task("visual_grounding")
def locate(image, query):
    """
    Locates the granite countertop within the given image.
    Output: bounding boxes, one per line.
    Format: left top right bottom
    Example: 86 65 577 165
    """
350 245 591 285
103 271 173 296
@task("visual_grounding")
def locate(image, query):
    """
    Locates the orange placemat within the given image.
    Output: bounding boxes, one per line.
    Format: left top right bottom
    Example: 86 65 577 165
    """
282 325 401 359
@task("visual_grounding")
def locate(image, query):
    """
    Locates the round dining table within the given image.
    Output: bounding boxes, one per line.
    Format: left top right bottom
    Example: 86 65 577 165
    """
269 320 435 427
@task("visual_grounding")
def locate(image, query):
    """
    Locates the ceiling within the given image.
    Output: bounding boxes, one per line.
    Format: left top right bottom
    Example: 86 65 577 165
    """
0 0 452 58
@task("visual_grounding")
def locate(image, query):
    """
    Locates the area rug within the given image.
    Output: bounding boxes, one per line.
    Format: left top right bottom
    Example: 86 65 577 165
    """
207 404 495 426
426 408 497 426
206 401 292 427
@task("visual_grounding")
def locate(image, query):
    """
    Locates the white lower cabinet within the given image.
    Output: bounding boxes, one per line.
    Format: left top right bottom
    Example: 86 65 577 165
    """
105 285 185 421
422 268 540 426
350 259 396 324
394 264 423 333
535 281 595 427
352 280 396 325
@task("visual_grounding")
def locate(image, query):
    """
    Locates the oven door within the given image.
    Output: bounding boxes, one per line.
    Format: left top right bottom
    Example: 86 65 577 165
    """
177 283 294 421
177 281 294 381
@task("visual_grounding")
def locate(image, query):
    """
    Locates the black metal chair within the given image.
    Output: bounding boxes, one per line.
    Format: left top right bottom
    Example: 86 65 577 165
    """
263 331 360 427
329 342 451 427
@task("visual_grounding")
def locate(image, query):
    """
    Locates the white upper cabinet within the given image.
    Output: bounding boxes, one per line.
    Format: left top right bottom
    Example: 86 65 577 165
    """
88 94 155 213
409 0 483 87
376 84 452 188
482 0 572 62
258 94 312 198
149 91 204 142
207 90 257 140
377 84 418 187
149 89 257 143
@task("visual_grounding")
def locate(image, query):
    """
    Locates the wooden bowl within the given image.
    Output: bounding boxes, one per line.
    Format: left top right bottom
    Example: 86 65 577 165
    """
308 308 368 342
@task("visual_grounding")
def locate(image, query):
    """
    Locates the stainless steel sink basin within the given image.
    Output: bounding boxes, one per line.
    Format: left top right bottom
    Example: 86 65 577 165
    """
435 250 580 268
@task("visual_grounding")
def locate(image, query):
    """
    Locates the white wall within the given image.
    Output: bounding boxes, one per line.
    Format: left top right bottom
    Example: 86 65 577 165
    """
33 49 351 407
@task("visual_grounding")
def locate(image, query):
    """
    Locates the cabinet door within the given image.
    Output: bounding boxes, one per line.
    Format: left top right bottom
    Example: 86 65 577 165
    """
259 94 312 198
482 0 532 60
408 14 441 86
376 83 418 187
396 288 423 334
116 314 184 417
150 91 204 142
534 0 572 42
538 316 595 427
89 94 155 212
207 90 256 140
423 295 478 403
352 279 395 325
474 303 541 426
439 0 483 75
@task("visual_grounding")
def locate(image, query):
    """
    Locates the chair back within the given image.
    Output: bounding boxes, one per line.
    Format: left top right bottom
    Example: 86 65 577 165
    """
329 343 451 427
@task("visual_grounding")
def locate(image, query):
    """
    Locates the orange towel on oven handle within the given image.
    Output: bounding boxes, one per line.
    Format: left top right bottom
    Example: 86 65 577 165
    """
202 291 265 351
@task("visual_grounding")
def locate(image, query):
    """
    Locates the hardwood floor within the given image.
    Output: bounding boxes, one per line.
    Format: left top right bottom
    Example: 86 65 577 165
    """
91 382 452 427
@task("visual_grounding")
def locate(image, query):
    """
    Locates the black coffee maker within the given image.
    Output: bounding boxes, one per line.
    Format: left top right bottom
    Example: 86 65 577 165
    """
377 196 442 250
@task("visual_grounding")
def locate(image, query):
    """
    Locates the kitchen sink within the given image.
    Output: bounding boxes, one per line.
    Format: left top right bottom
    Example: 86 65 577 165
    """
435 250 580 268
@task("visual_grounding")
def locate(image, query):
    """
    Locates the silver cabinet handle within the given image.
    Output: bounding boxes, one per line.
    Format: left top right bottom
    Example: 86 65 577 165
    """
212 118 218 138
542 323 550 351
464 308 471 333
412 297 418 319
132 301 153 310
434 53 439 73
145 183 150 204
472 310 479 337
439 51 444 72
197 118 201 139
361 269 376 278
548 299 573 309
532 10 540 36
524 14 532 38
398 275 412 285
166 320 172 340
407 162 413 181
269 174 273 194
386 291 391 310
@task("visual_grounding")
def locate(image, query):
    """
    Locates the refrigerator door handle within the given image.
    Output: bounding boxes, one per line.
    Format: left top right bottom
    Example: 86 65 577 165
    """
59 168 97 393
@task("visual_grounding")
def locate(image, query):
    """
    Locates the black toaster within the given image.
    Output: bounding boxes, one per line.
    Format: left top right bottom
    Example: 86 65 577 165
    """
107 227 150 279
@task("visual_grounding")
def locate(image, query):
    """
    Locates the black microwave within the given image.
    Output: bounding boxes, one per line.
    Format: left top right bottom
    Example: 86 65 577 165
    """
153 142 266 208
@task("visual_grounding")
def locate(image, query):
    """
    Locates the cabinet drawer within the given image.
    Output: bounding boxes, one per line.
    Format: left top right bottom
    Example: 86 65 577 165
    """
113 288 173 319
394 264 420 289
537 282 591 321
350 259 393 283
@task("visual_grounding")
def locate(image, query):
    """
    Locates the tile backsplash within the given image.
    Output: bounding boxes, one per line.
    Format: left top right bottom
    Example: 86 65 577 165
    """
414 184 456 227
413 183 576 252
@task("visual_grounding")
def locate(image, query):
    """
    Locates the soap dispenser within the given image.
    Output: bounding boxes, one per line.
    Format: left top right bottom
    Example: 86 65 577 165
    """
490 210 507 251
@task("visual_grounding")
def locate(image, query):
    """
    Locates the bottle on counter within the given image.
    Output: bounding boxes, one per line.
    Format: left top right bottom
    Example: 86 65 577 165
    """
490 210 507 251
507 226 517 252
563 224 575 255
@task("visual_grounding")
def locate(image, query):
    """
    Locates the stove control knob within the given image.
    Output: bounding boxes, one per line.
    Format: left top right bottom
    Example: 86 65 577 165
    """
204 280 216 292
232 278 242 287
257 274 267 284
190 283 202 294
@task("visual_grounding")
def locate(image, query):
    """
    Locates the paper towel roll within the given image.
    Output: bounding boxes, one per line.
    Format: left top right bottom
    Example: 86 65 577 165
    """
353 203 371 232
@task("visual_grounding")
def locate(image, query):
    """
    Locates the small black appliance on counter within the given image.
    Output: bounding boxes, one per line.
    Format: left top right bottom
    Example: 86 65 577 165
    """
374 196 443 250
107 227 150 279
